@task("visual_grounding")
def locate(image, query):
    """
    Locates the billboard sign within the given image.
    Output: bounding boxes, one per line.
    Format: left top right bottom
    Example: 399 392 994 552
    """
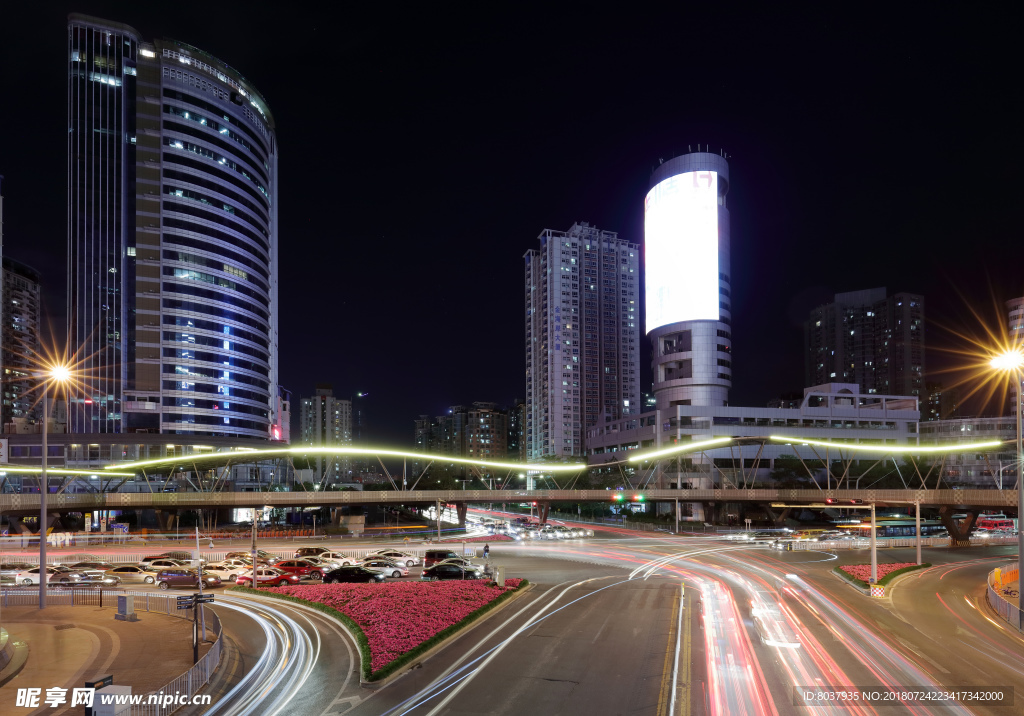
644 170 719 332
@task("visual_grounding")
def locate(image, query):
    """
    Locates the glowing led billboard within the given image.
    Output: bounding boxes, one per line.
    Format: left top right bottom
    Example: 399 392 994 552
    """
644 170 719 333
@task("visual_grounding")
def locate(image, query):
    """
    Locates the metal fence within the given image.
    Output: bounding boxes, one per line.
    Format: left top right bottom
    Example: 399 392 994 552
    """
0 588 223 713
986 564 1022 632
1 544 429 567
132 607 222 715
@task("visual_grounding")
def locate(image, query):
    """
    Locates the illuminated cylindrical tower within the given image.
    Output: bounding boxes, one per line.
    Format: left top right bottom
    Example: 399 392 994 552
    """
645 152 731 409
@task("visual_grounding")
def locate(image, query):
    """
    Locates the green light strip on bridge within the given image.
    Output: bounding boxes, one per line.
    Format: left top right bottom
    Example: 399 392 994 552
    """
103 446 587 472
768 436 1005 453
627 437 734 462
0 466 135 477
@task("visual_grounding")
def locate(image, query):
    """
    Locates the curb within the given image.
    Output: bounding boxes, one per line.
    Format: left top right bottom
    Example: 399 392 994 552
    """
0 641 29 688
361 582 537 690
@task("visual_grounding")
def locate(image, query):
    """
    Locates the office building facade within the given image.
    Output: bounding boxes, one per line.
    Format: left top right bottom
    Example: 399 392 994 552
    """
299 386 352 482
645 152 733 411
68 15 278 439
2 258 43 430
525 223 640 458
805 288 924 398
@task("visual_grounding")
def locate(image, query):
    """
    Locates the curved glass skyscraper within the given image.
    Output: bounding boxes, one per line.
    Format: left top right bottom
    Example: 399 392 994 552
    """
68 14 279 439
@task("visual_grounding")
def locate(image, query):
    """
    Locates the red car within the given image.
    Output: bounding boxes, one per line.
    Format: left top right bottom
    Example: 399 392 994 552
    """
234 567 301 587
272 559 325 580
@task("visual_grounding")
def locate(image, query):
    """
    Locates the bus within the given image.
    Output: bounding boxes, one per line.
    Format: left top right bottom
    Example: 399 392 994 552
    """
976 514 1016 531
851 518 947 538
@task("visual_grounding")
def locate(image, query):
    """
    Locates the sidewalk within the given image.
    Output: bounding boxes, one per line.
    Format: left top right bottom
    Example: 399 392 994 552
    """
0 605 212 716
995 579 1019 608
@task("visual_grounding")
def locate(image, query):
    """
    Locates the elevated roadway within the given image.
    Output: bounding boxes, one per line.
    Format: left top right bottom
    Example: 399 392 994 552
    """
1 487 1017 513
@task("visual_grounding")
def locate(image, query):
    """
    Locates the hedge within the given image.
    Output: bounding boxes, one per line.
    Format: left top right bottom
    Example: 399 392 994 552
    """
227 579 529 681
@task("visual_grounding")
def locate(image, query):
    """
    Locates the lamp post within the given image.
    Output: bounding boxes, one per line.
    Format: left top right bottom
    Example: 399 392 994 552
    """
989 350 1024 597
39 364 71 610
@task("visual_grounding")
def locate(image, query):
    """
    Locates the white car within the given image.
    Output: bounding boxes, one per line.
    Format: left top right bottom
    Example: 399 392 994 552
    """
204 562 249 583
318 552 356 566
358 558 409 578
366 549 419 567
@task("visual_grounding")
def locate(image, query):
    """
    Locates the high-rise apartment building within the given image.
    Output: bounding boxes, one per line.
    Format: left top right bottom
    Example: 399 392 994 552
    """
645 152 733 411
1004 297 1024 415
2 258 43 430
507 398 525 461
299 385 351 482
414 402 509 477
805 288 924 397
525 223 640 458
68 15 278 438
924 381 959 421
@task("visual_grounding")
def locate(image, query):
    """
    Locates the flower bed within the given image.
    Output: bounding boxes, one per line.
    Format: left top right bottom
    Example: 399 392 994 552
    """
835 562 929 588
240 578 526 679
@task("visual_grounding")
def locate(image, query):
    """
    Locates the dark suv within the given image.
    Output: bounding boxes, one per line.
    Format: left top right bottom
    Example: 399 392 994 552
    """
423 549 460 567
156 568 204 590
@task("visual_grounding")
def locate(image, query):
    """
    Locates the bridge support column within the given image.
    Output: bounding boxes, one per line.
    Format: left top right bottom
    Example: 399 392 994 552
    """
938 506 976 547
154 509 177 533
769 507 791 527
331 507 342 526
456 503 467 527
538 503 550 525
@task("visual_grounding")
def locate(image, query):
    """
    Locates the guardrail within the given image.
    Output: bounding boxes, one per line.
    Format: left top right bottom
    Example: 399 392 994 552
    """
792 536 1018 550
1 487 1019 511
1 545 432 567
986 564 1022 632
0 588 223 713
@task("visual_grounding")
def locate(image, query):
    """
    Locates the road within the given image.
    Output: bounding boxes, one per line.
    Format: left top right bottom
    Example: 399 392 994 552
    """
176 593 367 716
7 522 1021 715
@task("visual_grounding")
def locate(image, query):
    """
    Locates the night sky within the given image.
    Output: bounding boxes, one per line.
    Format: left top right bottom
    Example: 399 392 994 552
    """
0 4 1019 445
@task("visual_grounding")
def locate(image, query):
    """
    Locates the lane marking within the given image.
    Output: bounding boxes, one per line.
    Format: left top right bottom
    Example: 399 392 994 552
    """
670 584 685 716
658 585 680 716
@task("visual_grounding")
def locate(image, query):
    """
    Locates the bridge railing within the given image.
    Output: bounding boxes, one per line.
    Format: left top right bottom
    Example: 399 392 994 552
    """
1 487 1019 512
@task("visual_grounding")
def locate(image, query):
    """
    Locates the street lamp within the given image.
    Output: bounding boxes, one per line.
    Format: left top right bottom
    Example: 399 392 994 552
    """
988 349 1024 595
39 363 71 610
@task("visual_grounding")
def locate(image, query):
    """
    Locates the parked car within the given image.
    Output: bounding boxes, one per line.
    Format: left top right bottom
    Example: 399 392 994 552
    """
358 559 409 578
234 568 301 588
225 550 280 564
317 551 355 566
106 565 156 585
141 559 190 573
18 565 94 585
422 564 484 581
274 559 326 580
155 568 220 590
435 558 485 575
423 549 460 567
324 566 386 584
294 547 331 559
366 549 419 567
203 563 248 583
66 561 117 571
160 551 206 565
0 561 35 578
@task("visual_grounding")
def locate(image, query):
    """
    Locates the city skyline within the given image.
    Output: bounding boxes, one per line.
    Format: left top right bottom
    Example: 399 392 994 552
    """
0 4 1019 446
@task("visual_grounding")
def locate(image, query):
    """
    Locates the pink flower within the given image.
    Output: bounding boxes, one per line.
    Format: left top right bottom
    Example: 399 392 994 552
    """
840 562 916 582
264 580 522 672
